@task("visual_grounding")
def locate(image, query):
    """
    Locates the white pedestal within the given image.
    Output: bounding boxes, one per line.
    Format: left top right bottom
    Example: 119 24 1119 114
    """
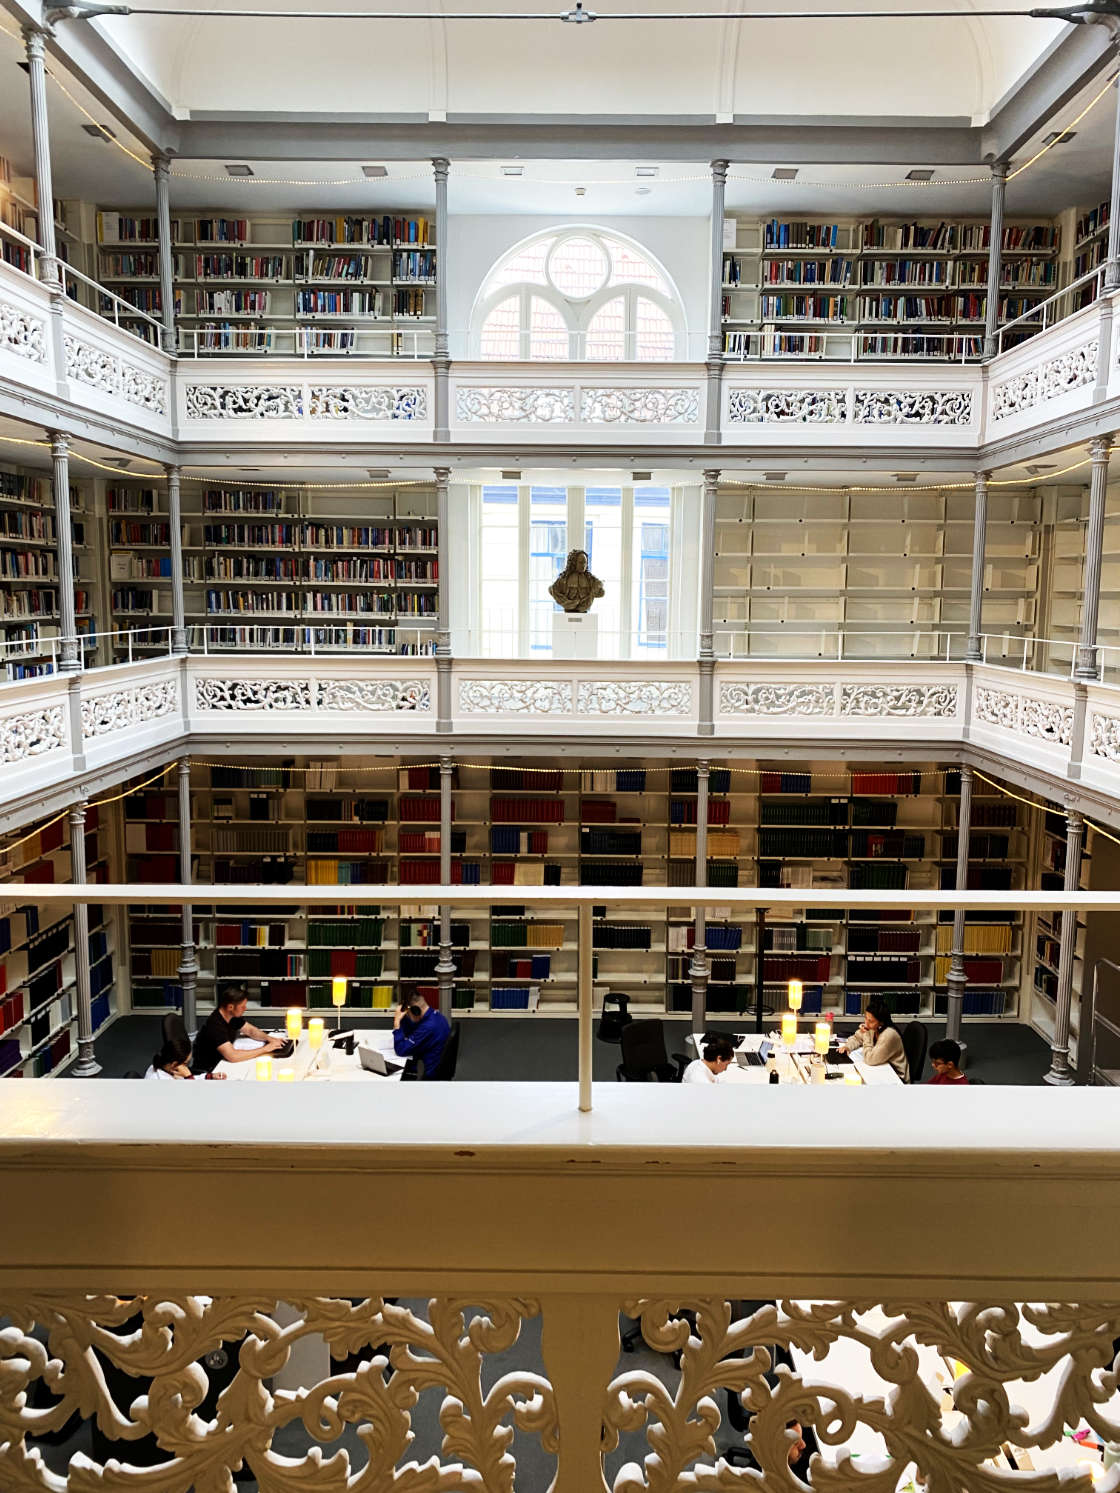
553 611 598 659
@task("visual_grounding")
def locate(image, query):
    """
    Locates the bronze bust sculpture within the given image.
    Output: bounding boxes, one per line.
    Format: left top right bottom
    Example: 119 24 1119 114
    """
549 549 604 614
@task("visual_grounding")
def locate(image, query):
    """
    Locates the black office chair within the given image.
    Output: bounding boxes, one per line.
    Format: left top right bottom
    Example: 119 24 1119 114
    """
901 1019 929 1084
162 1010 189 1048
430 1022 461 1081
616 1019 689 1082
122 1070 143 1079
597 991 634 1044
967 1075 986 1085
401 1055 425 1082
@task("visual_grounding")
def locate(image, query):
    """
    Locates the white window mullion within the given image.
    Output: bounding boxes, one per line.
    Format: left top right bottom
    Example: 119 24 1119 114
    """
517 483 531 654
620 486 635 659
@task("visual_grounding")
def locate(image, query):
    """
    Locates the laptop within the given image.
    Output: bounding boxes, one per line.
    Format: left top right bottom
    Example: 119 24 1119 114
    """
358 1045 404 1077
737 1038 773 1069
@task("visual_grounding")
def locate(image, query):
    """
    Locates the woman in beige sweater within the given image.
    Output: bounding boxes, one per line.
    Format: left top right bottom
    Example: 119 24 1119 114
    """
839 996 910 1082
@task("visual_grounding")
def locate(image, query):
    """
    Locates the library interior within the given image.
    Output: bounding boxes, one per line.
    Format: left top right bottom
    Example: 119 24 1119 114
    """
3 1 1120 1489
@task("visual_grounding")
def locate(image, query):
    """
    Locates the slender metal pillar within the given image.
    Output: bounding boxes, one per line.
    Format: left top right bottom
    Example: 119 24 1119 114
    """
1045 808 1085 1085
578 901 592 1112
166 464 188 654
698 468 719 734
176 758 199 1035
22 26 59 287
432 157 450 441
69 801 101 1076
1106 78 1120 292
152 152 177 353
704 161 729 442
434 464 451 730
50 431 80 672
689 761 711 1031
966 473 989 662
983 162 1007 359
436 754 456 1014
1075 436 1112 681
944 765 974 1043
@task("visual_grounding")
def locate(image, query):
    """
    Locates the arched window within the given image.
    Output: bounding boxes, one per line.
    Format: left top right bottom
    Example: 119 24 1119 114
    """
473 228 684 361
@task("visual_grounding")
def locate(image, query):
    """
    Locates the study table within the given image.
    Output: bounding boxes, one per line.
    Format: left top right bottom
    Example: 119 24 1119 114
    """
688 1032 903 1087
214 1031 404 1083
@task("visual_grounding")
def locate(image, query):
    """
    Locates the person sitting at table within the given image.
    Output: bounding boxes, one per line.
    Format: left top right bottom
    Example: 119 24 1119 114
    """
927 1038 970 1085
393 990 451 1078
682 1034 735 1084
838 995 909 1082
145 1032 227 1081
192 986 285 1075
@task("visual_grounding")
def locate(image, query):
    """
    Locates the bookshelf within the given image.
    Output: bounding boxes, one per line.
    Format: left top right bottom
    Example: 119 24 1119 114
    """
96 210 437 355
1027 806 1091 1059
0 464 97 680
712 485 1042 660
1043 482 1120 669
1071 198 1109 311
722 216 1060 360
107 483 183 660
0 806 118 1077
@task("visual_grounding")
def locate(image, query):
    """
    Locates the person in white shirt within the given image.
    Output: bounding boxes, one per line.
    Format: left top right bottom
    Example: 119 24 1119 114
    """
144 1033 226 1081
682 1034 735 1084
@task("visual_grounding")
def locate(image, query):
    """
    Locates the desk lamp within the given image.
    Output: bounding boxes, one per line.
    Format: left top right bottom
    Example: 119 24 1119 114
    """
285 1007 303 1041
332 975 348 1031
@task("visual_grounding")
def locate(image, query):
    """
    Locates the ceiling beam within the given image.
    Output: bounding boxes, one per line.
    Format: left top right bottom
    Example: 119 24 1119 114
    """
981 22 1116 163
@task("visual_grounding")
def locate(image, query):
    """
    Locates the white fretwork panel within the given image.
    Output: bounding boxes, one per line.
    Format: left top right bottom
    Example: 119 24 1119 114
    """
726 388 845 424
1089 710 1120 762
0 296 46 363
64 335 168 416
975 685 1073 746
308 385 428 421
458 679 574 714
853 388 973 425
0 704 67 764
81 679 179 739
990 340 1097 422
576 680 693 715
455 387 576 424
719 682 834 716
578 388 699 424
194 677 430 712
184 384 303 419
839 684 958 717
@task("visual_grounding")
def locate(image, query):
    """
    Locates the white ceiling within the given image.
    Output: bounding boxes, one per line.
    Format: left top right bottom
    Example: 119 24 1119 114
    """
86 0 1065 125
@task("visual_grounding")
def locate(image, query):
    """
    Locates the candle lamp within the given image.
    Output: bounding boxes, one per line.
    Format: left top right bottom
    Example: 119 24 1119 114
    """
787 979 803 1012
255 1055 273 1082
308 1018 325 1051
331 975 348 1031
844 1069 862 1086
814 1029 829 1057
276 1070 296 1083
285 1007 303 1040
780 1011 798 1048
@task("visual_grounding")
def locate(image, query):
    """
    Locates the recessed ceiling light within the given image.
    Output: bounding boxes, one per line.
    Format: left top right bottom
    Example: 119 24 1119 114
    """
361 164 388 178
906 169 935 181
109 457 131 469
367 468 390 479
764 472 786 482
501 469 522 480
1024 463 1056 475
81 122 117 142
772 167 798 180
1042 130 1076 146
632 470 652 481
501 165 524 177
574 186 586 197
225 164 254 177
635 187 652 196
893 472 918 483
635 166 659 178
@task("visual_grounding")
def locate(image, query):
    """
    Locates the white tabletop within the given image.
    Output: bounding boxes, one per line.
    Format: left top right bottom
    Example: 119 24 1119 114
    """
214 1030 404 1083
689 1031 902 1088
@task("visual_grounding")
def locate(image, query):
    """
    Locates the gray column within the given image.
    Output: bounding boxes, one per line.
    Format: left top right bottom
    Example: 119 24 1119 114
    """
69 801 101 1076
436 754 456 1016
434 464 451 730
152 152 177 353
166 464 188 653
944 765 973 1044
697 468 719 734
578 901 592 1112
50 431 80 672
1044 808 1085 1085
983 162 1008 359
966 472 988 662
705 160 728 442
689 760 710 1031
1106 77 1120 292
177 757 199 1035
22 27 59 287
1075 436 1112 681
433 157 450 441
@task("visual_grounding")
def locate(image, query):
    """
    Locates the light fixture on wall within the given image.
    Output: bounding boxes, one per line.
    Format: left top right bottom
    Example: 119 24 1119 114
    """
225 163 254 177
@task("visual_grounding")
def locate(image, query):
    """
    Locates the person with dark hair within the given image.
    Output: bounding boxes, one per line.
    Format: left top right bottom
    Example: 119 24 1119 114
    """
682 1033 736 1084
392 989 450 1078
144 1032 226 1081
928 1038 969 1085
192 987 284 1075
839 995 909 1081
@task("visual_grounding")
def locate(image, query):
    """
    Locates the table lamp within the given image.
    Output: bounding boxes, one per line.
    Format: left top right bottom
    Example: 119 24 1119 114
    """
787 979 803 1013
276 1070 296 1083
255 1055 273 1082
844 1069 862 1086
332 975 348 1030
285 1007 303 1041
814 1025 829 1057
308 1017 325 1051
781 1011 798 1048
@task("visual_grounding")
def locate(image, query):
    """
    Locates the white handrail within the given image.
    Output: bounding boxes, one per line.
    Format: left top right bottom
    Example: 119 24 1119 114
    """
61 259 166 352
994 264 1107 354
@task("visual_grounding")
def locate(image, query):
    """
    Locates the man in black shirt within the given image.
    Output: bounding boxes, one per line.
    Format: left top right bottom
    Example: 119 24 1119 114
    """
192 988 285 1075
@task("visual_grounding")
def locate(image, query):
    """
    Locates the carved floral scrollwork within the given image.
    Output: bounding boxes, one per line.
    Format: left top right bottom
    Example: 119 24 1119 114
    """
975 685 1021 733
184 384 303 419
63 335 168 415
990 340 1098 422
458 679 574 714
579 388 700 424
726 388 846 424
719 683 835 716
318 679 431 712
455 387 577 424
1090 711 1120 763
0 704 67 764
975 687 1073 746
0 297 46 363
0 1293 554 1491
607 1298 1120 1490
853 388 974 425
308 385 429 421
839 684 959 717
81 680 178 739
194 677 313 711
576 680 693 716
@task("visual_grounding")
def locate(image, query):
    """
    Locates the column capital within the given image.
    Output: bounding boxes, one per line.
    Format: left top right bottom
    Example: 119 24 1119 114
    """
709 159 729 183
22 24 49 58
50 430 71 458
1090 435 1114 462
164 460 181 480
1065 807 1086 830
152 151 172 180
432 156 450 179
701 467 720 485
975 470 990 488
696 758 710 775
68 797 87 825
989 159 1010 181
433 465 451 484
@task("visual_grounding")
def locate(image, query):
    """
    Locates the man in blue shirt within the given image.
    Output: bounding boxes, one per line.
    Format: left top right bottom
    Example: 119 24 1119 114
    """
392 991 451 1079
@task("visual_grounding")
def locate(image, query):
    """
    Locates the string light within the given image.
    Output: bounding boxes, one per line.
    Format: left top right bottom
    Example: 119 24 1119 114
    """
0 762 175 865
721 456 1094 494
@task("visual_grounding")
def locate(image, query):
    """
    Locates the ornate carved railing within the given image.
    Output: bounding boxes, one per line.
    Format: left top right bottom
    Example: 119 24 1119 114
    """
2 1080 1119 1491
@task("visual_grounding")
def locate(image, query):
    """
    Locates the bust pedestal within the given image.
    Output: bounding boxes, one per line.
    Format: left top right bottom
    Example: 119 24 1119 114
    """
553 611 598 659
